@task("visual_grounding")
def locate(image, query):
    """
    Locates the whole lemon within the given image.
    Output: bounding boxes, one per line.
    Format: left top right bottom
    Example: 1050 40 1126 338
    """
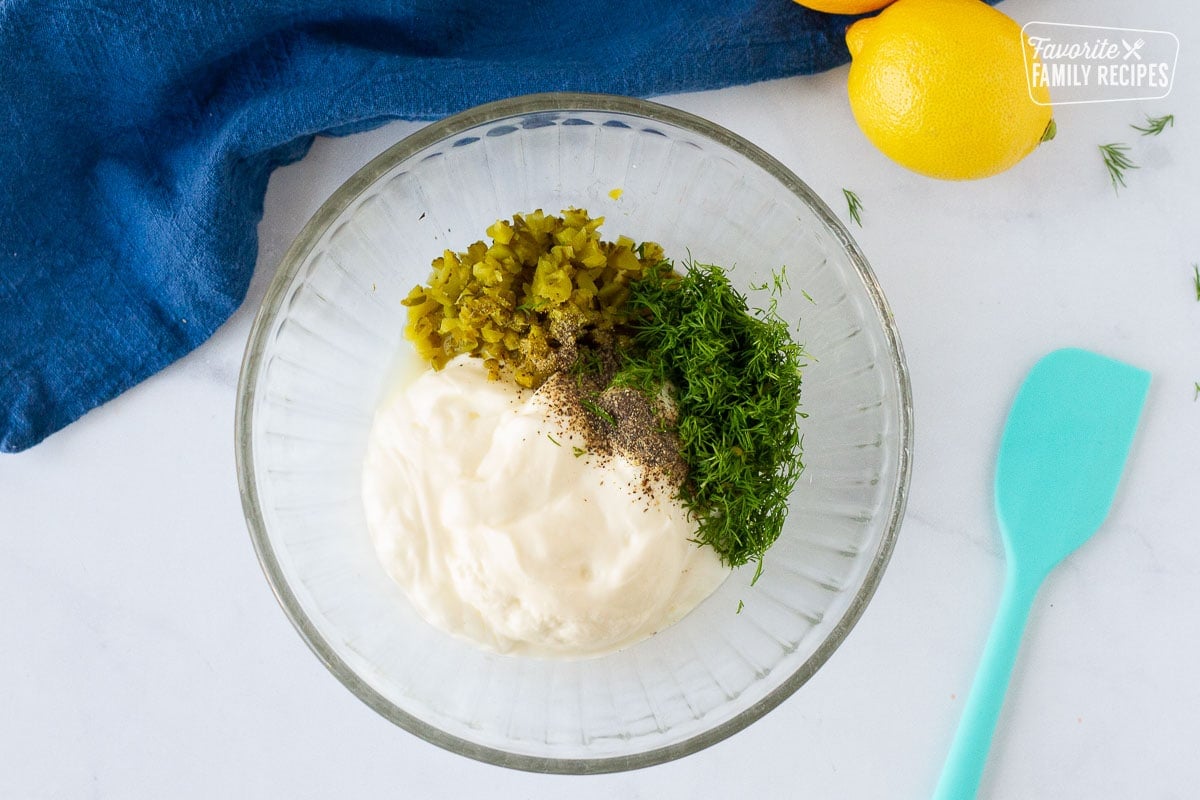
793 0 894 13
846 0 1053 180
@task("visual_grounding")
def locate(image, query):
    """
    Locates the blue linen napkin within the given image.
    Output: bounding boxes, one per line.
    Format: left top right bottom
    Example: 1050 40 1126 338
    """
0 0 858 453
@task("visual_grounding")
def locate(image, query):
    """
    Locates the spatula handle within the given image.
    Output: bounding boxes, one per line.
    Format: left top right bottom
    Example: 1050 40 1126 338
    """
932 564 1042 800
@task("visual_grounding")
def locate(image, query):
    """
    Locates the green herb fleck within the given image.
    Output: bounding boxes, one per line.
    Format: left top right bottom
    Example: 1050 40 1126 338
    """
615 259 808 570
546 433 561 447
1193 264 1199 301
1131 113 1174 136
569 346 605 377
1194 382 1199 402
771 265 791 295
736 600 745 614
572 446 586 458
843 188 864 227
801 289 815 304
750 266 791 296
1099 143 1137 192
580 396 616 426
515 296 548 315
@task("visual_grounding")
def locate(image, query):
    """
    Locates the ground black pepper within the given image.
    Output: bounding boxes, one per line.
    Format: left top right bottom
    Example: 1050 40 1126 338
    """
535 344 687 506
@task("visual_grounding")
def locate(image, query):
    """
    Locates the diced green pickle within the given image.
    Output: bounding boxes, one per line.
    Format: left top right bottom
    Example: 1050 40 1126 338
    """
401 209 668 387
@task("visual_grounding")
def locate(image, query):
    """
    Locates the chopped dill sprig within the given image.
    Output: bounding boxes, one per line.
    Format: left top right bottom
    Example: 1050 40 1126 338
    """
546 433 561 446
572 446 586 458
569 346 606 389
569 346 605 376
749 265 790 296
843 188 864 227
1131 113 1174 136
615 259 808 570
515 296 548 315
771 264 791 295
736 600 745 614
1193 264 1199 301
1099 143 1137 192
1194 382 1199 401
580 396 616 426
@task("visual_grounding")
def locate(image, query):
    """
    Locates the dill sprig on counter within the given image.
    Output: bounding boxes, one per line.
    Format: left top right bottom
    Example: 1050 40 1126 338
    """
1131 113 1174 136
1099 143 1137 192
842 189 864 228
613 260 808 572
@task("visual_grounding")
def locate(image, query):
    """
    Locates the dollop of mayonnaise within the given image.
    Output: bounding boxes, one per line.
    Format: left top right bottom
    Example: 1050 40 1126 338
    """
362 355 729 658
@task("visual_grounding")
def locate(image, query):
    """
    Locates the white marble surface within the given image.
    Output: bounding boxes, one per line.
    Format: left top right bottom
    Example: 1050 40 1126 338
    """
4 1 1198 797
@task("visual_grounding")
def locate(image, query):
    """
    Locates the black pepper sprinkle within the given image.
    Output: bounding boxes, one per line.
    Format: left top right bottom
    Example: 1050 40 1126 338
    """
533 342 687 509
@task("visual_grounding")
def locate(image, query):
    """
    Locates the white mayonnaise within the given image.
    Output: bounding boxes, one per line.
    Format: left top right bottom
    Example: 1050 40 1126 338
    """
361 355 728 658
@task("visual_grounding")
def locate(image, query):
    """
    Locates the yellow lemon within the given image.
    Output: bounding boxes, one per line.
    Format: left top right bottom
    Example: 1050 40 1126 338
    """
846 0 1054 180
793 0 894 13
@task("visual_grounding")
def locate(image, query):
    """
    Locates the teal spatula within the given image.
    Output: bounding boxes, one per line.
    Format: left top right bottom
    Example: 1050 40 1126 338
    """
933 348 1150 800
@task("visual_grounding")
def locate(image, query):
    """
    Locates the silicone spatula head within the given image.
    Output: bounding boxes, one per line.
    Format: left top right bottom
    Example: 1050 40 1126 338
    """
995 348 1150 578
934 349 1149 800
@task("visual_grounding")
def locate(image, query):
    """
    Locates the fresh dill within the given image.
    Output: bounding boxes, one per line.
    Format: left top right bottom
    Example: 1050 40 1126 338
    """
801 289 815 304
615 259 808 570
736 600 745 615
580 396 616 426
1194 382 1199 402
546 433 561 447
569 346 605 377
1099 143 1137 192
772 264 791 294
749 265 790 296
843 188 864 227
1131 113 1174 136
516 296 548 315
1193 264 1199 301
572 446 586 458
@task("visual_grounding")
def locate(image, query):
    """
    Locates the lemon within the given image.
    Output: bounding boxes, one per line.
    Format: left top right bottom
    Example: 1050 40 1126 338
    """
793 0 894 13
846 0 1053 180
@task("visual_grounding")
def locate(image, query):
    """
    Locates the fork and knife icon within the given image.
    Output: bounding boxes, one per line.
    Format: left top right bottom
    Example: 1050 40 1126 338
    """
1121 38 1145 60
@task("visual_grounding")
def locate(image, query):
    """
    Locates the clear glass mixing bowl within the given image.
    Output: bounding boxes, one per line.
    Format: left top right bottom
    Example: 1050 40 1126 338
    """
235 93 912 773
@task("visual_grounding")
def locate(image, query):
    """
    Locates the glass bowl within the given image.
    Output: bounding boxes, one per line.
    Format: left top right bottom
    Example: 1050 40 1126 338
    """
235 93 912 773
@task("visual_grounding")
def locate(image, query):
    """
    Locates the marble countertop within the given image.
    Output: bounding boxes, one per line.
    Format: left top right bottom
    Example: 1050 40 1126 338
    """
4 0 1197 796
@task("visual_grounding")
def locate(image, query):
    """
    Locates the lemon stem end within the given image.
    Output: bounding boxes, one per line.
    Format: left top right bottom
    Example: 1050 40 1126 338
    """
1040 118 1057 144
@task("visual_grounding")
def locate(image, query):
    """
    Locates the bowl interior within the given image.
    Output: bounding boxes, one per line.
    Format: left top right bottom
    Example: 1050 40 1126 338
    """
236 94 911 772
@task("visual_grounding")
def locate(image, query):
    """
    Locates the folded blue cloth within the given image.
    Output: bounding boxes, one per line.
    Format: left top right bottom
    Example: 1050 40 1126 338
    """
0 0 858 452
